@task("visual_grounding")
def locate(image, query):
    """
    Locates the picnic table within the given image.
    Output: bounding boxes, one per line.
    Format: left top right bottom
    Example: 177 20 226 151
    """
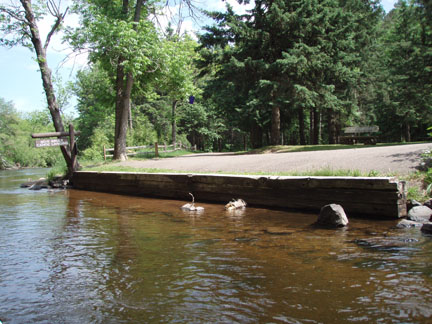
338 126 379 145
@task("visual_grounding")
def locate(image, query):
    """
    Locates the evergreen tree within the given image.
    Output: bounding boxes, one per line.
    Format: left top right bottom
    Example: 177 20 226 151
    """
200 0 382 146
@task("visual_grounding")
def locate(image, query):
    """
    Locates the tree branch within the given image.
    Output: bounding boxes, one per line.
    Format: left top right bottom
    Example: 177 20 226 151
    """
0 7 28 24
44 1 68 50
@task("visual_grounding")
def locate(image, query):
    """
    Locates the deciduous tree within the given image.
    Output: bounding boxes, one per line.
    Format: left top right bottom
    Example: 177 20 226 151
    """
0 0 77 174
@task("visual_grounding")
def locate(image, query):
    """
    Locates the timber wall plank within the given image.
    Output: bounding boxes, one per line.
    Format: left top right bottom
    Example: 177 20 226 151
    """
72 171 407 218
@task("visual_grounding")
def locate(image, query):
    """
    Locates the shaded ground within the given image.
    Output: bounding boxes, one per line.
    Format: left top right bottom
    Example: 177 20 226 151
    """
116 143 432 176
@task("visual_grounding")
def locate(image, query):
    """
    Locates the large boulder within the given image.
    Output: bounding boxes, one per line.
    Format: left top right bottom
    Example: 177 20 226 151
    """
407 206 432 223
317 204 349 227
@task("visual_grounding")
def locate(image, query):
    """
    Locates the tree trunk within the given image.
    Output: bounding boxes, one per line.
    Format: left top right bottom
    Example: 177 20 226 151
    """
128 101 133 130
20 0 76 175
114 58 128 161
309 108 314 145
271 105 281 145
113 0 144 161
250 121 263 148
405 122 411 142
313 107 320 144
298 106 306 145
310 106 320 145
172 100 178 146
327 109 337 144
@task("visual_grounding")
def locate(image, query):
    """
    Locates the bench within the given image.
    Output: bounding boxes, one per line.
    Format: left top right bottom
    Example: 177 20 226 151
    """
339 126 379 145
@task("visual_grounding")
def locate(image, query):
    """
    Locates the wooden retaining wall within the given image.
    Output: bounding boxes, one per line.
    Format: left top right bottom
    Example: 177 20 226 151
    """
72 171 407 218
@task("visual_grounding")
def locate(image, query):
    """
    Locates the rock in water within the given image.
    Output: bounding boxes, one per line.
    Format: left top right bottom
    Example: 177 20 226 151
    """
396 219 424 228
317 204 349 227
421 223 432 235
264 227 295 235
407 206 432 223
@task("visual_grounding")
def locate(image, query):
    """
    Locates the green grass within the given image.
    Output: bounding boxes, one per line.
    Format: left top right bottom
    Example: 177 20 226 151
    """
104 149 196 161
83 164 385 178
46 161 68 181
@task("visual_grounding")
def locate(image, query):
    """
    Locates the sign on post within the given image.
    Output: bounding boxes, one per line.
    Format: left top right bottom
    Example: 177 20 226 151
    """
32 124 81 173
35 138 69 148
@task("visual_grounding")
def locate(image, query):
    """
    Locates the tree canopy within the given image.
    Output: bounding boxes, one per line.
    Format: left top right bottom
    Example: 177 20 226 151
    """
1 0 431 167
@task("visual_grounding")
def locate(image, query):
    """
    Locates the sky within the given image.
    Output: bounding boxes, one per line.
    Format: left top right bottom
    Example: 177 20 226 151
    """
0 0 397 116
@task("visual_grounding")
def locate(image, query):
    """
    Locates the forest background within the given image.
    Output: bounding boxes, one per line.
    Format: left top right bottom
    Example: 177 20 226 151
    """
0 0 431 170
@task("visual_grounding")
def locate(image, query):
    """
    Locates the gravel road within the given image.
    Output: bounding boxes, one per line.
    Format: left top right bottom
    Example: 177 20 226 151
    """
116 143 432 175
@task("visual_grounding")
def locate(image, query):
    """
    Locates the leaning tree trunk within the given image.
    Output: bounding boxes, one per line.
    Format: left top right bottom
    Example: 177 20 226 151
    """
21 0 76 175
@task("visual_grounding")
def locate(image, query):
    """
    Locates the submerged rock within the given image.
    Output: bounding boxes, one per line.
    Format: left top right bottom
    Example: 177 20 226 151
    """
264 227 295 235
21 177 68 190
396 219 424 228
316 204 349 227
21 178 49 190
421 224 432 235
353 237 419 252
407 206 432 223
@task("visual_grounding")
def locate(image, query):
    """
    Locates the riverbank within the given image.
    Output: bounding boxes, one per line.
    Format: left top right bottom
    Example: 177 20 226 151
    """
73 171 407 218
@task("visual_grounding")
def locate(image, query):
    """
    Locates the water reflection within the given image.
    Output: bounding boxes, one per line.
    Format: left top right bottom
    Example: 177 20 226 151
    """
0 169 431 323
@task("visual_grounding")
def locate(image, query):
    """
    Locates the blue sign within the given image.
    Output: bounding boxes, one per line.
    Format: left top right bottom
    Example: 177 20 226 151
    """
189 95 195 104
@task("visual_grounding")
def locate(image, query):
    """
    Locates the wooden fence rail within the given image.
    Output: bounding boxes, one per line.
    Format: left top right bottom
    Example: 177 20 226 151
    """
103 142 194 160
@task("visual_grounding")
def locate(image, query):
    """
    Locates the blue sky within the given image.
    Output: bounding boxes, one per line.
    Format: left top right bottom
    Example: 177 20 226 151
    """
0 0 397 116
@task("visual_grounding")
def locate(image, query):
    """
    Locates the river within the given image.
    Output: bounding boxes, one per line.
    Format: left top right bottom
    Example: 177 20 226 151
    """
0 168 431 323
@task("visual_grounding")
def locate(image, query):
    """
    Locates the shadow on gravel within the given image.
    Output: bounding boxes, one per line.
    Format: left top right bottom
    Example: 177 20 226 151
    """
389 151 423 163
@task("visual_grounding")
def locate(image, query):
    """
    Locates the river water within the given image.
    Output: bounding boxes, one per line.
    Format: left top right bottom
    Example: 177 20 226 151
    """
0 168 431 324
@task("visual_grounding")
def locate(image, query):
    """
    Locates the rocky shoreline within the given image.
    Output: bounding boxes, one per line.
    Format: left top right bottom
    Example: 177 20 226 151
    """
397 199 432 235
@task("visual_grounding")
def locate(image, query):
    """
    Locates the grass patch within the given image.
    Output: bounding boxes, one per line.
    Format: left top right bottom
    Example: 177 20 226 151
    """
46 161 68 180
83 164 384 178
103 149 196 161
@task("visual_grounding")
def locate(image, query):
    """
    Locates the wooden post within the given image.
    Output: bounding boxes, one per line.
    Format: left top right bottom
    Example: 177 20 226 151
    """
155 142 159 158
103 145 106 161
